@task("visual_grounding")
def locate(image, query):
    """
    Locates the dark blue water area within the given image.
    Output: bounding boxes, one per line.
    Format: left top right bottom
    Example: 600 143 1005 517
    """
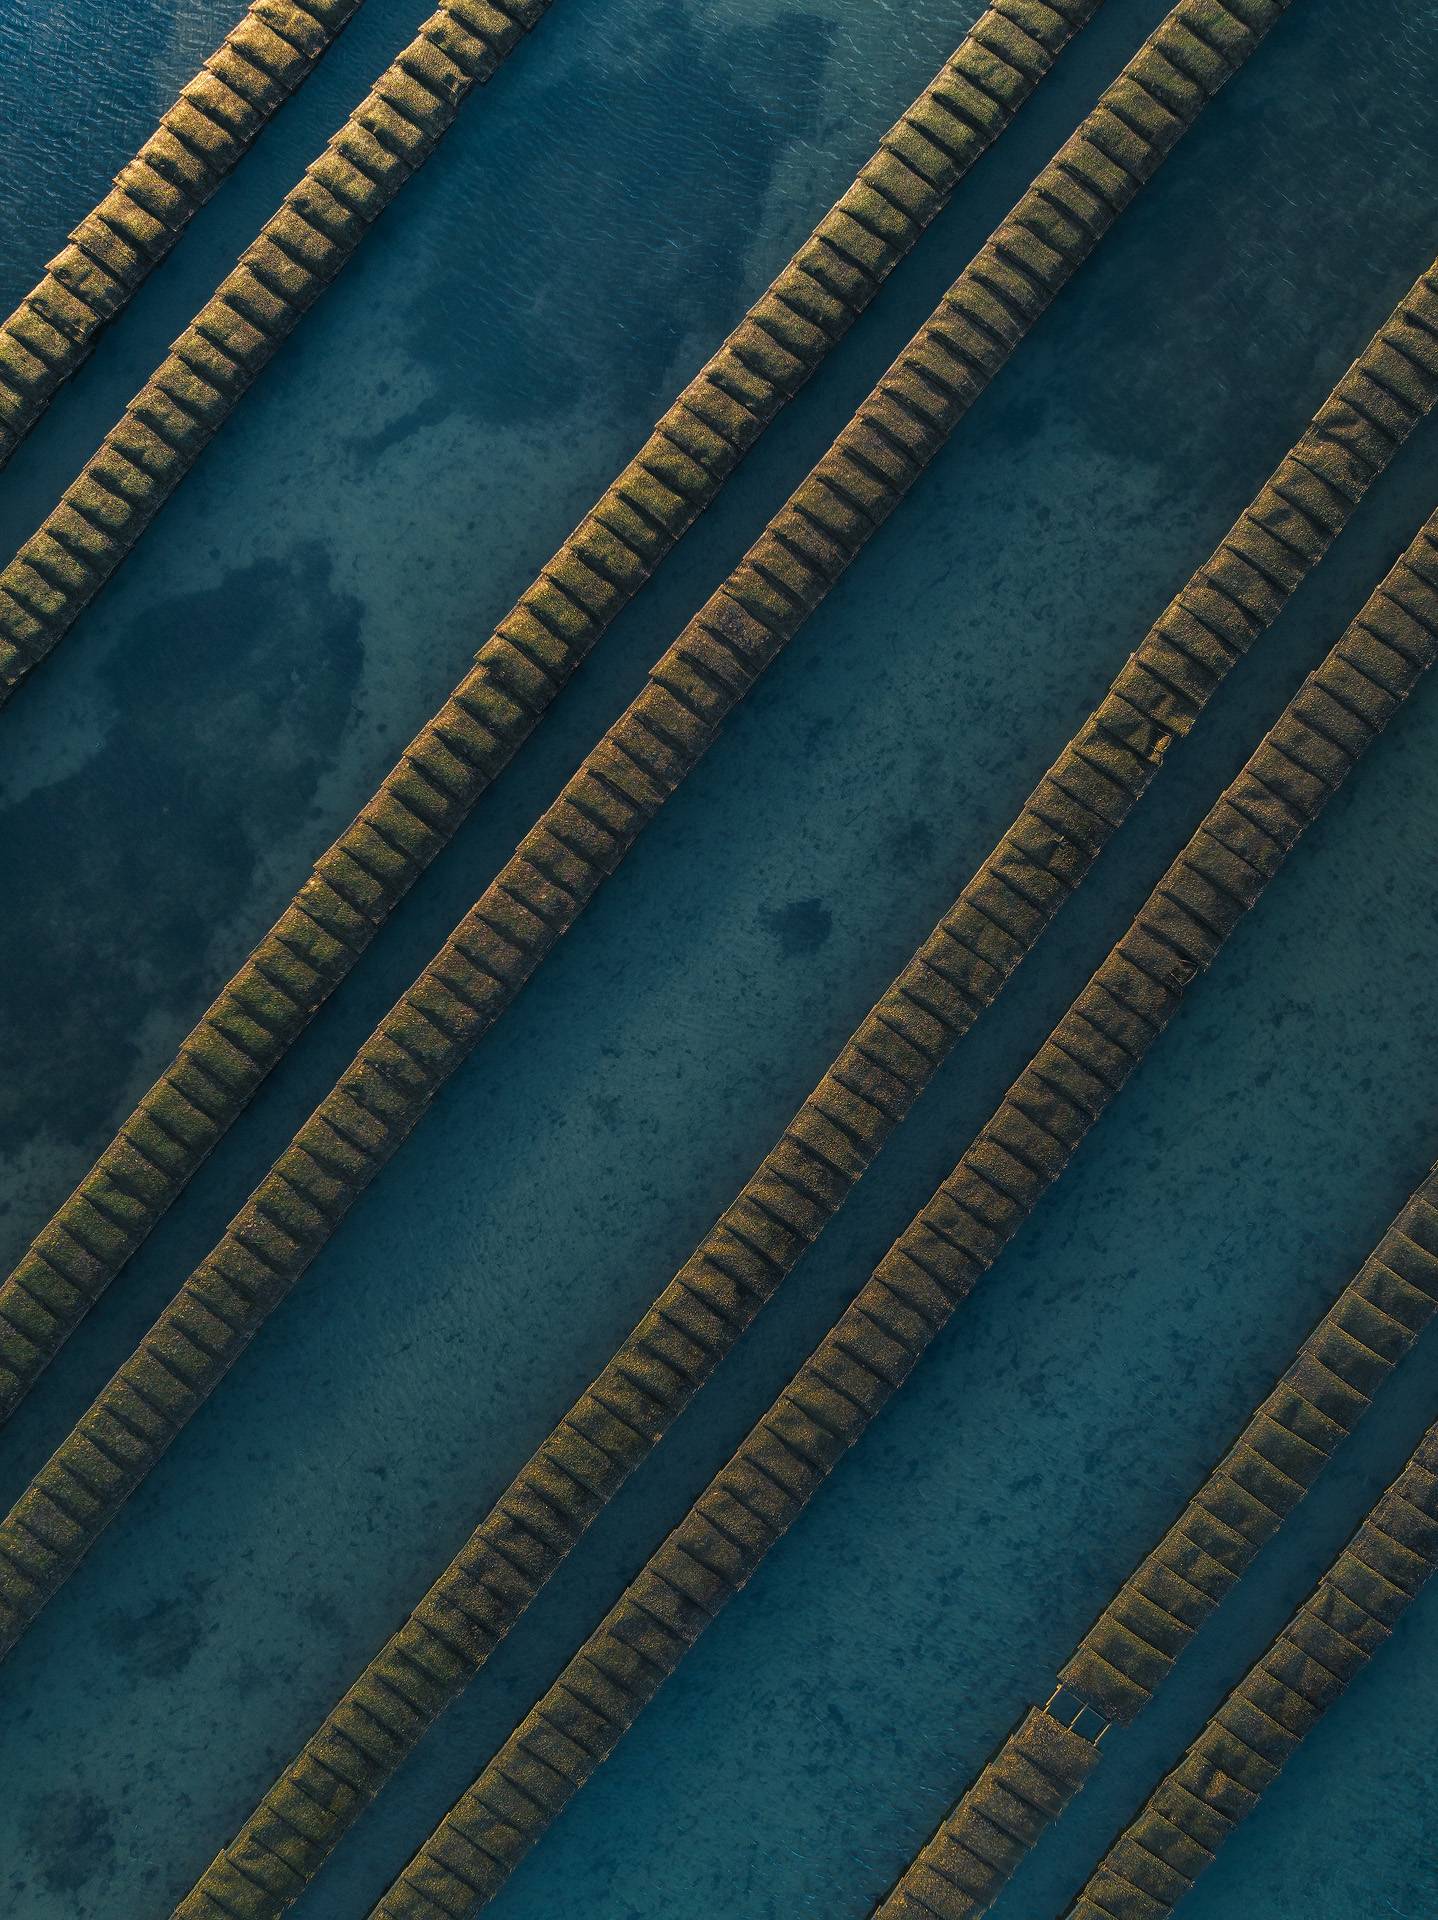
0 0 1436 1915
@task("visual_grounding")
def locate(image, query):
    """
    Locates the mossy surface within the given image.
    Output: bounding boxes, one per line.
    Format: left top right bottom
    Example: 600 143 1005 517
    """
5 0 1436 1913
0 1 366 469
0 0 1102 1427
373 491 1438 1920
0 0 554 696
1066 1422 1438 1920
875 1151 1438 1910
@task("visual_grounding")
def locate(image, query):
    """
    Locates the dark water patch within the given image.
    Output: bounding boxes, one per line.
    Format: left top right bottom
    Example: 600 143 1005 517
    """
352 384 456 464
18 1788 115 1897
99 1573 217 1682
887 814 937 877
0 546 362 1154
762 896 834 958
358 0 836 442
300 1590 350 1641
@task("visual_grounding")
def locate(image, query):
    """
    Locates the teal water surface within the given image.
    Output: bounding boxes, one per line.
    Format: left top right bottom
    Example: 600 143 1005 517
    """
0 1 1436 1915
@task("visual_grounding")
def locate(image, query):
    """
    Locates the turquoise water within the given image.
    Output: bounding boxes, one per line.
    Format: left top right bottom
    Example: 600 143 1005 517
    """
0 0 1436 1914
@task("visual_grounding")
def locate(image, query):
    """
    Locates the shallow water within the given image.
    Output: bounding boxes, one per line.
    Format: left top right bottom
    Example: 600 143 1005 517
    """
0 0 1436 1914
